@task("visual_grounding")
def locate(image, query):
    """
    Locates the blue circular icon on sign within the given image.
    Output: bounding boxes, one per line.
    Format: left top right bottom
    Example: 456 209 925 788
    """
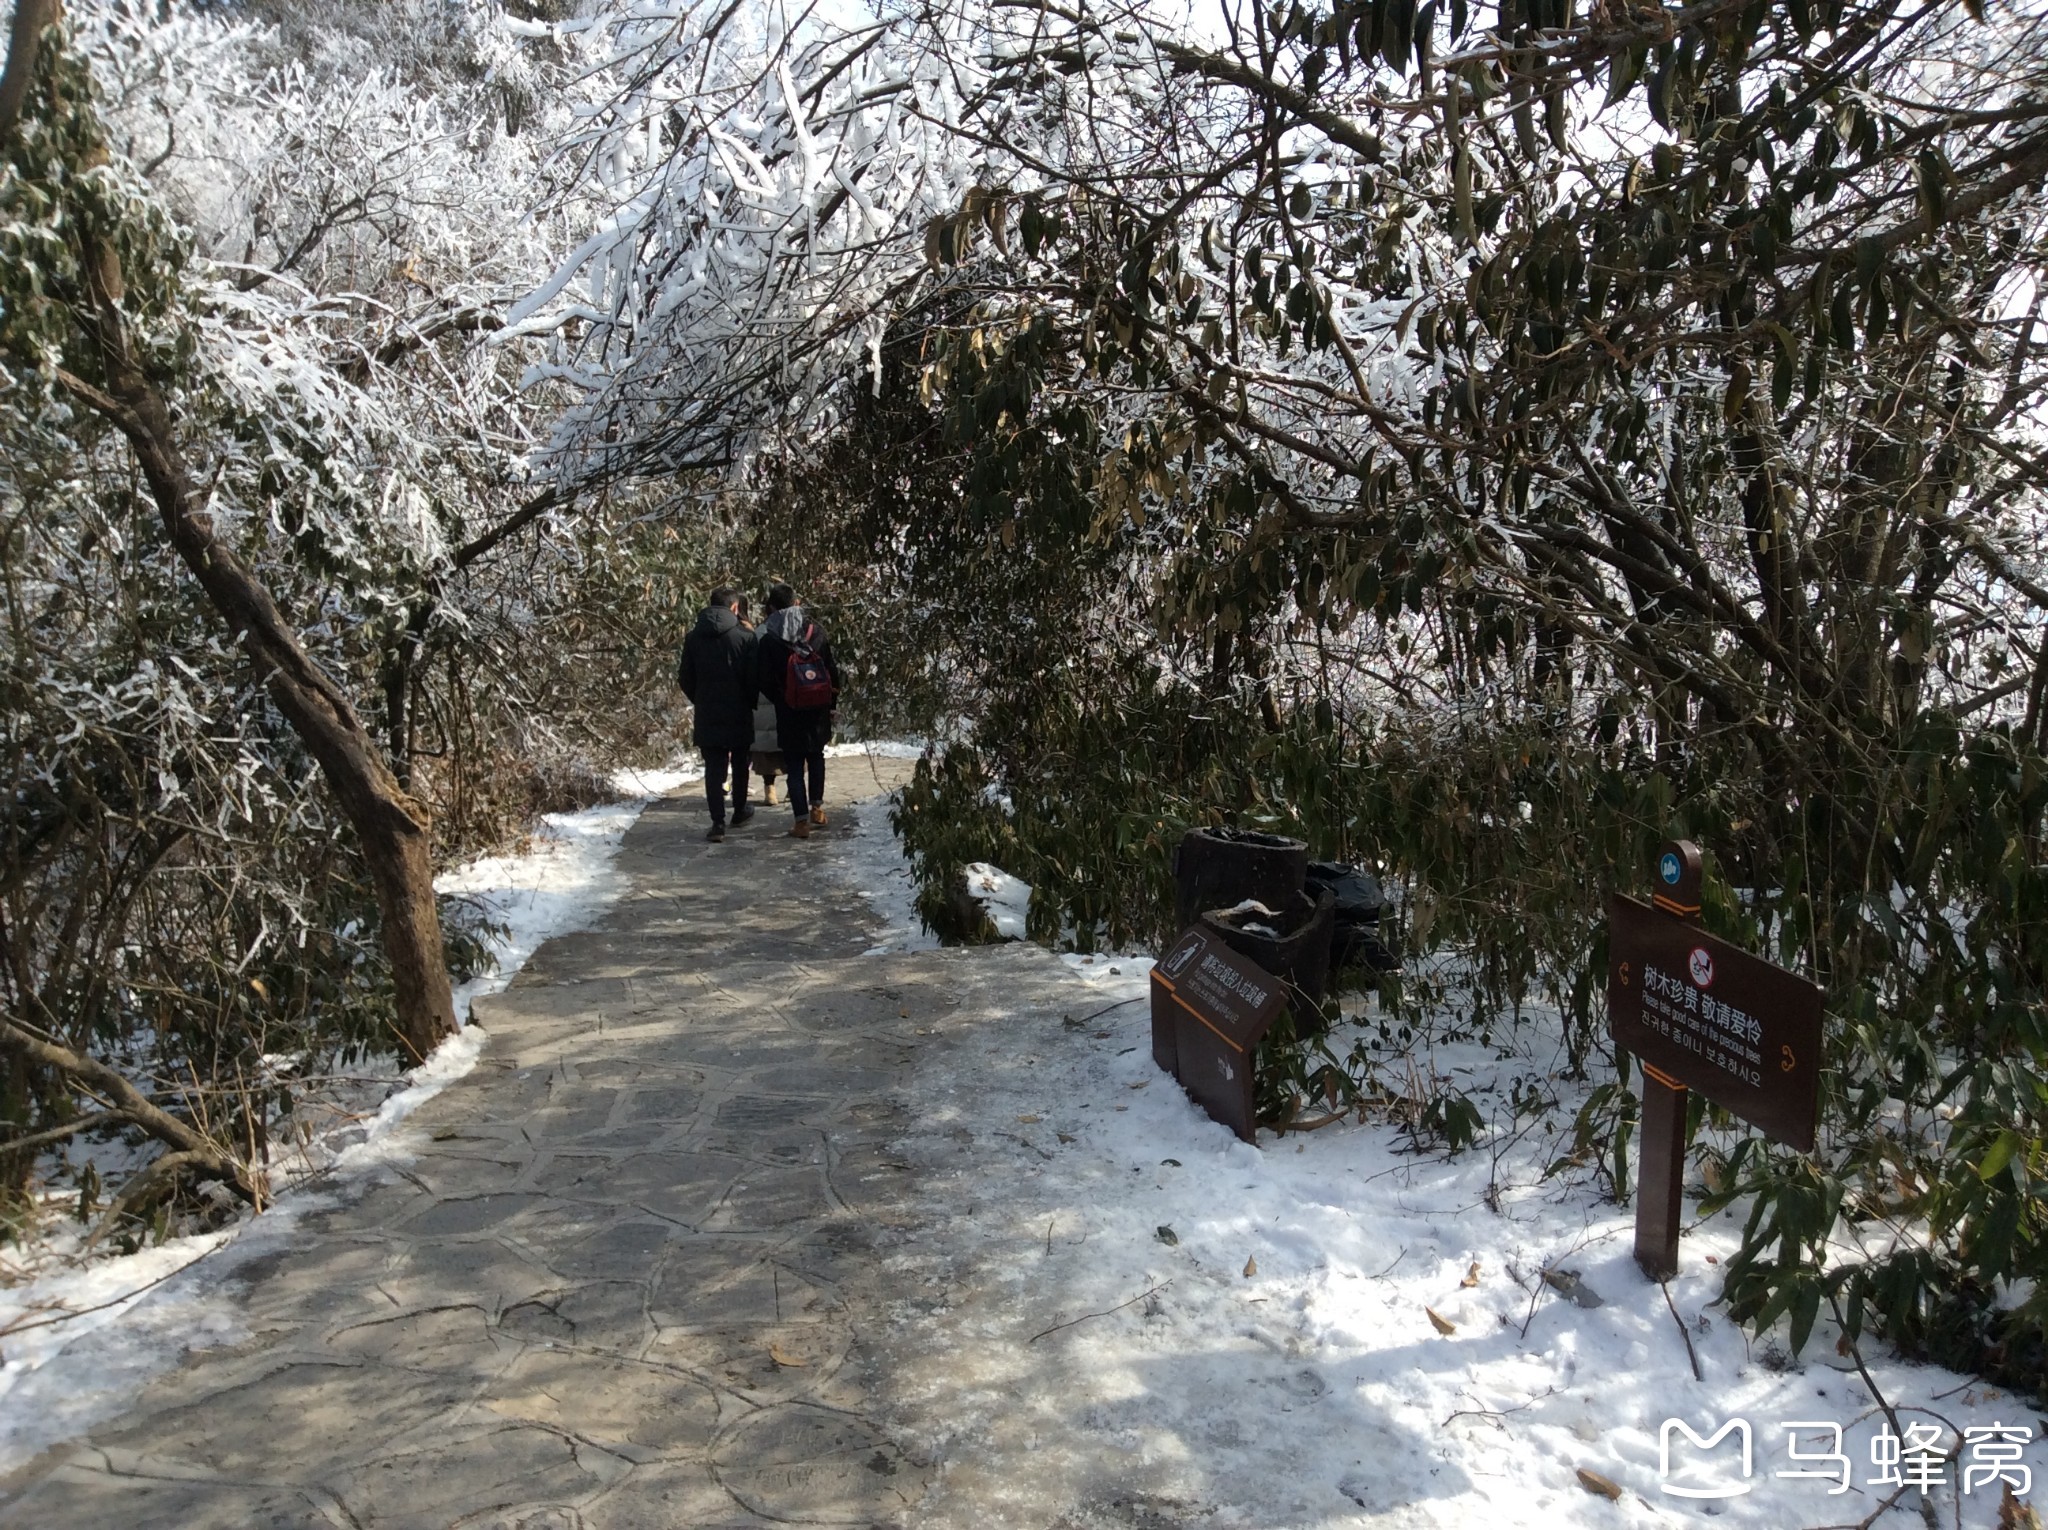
1660 852 1682 885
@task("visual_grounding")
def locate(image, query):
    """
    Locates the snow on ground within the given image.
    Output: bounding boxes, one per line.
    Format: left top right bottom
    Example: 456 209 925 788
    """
877 944 2042 1524
0 771 684 1473
827 739 926 760
0 1029 490 1474
965 862 1034 939
827 743 939 955
438 763 698 1021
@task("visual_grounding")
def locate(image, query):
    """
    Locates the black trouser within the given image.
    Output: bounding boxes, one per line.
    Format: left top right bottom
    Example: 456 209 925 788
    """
783 744 826 816
702 746 749 825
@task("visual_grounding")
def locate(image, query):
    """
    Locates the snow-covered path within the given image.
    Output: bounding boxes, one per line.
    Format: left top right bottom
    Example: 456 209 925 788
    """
0 754 950 1526
2 754 2035 1528
0 773 688 1478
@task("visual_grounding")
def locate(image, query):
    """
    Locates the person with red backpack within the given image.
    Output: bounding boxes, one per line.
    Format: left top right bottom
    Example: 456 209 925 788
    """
754 583 841 840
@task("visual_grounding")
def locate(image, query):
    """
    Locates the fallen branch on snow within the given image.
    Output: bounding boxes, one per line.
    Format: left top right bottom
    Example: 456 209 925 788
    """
1028 1280 1172 1344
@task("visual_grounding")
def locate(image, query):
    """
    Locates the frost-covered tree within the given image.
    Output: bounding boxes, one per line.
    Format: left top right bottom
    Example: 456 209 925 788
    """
1 0 480 1068
528 0 2048 1390
0 0 643 1237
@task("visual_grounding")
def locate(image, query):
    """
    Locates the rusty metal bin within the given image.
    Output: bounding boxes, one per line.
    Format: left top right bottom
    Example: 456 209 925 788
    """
1199 887 1336 1016
1173 828 1309 931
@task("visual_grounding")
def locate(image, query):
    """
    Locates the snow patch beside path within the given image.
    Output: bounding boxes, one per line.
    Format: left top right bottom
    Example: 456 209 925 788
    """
826 739 925 759
963 862 1032 940
887 971 2040 1527
439 771 687 1020
0 777 676 1474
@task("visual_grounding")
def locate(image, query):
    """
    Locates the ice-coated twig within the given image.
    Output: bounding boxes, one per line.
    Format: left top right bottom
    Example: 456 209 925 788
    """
1027 1280 1171 1344
1660 1281 1703 1383
0 1254 203 1341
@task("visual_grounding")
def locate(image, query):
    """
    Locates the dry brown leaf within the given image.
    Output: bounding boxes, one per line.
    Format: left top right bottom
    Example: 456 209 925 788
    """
1243 1256 1258 1279
1461 1261 1481 1288
768 1342 808 1369
1017 1114 1042 1124
1998 1484 2045 1530
1575 1469 1622 1501
1425 1306 1457 1336
898 1007 910 1018
1057 1132 1076 1144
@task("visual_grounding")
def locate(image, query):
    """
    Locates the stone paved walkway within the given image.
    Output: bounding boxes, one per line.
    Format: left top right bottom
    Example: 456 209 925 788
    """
0 755 991 1529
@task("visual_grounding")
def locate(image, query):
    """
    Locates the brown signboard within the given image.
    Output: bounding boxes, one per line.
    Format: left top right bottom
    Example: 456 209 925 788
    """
1608 893 1824 1153
1150 926 1287 1142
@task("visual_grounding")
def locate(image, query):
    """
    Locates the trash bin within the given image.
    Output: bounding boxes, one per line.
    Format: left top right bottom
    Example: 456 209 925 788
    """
1200 887 1337 1016
1174 828 1309 931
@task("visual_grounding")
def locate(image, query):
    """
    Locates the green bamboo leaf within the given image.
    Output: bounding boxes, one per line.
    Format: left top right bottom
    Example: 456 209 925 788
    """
1976 1129 2019 1182
1605 45 1645 110
1788 1280 1821 1355
1454 142 1474 242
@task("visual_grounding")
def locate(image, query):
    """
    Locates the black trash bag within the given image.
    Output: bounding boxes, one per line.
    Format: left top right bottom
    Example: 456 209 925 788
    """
1305 861 1384 922
1334 926 1402 976
1305 861 1400 975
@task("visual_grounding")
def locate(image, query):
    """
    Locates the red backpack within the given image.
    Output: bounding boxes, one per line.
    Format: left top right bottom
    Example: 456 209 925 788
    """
782 623 835 709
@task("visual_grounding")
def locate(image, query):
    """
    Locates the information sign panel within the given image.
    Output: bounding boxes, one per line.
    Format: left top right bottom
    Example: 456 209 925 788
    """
1149 927 1287 1142
1608 894 1824 1152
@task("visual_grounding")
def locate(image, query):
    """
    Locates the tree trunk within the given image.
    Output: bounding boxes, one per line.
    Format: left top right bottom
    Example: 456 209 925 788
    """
60 355 458 1060
0 1016 260 1203
381 603 433 789
4 5 458 1061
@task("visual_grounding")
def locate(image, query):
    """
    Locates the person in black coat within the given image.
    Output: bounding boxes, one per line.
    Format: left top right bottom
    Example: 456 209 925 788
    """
678 586 757 842
754 583 842 839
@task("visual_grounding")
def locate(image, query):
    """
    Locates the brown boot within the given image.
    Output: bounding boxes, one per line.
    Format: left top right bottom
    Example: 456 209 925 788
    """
761 778 777 805
809 806 828 827
789 818 811 839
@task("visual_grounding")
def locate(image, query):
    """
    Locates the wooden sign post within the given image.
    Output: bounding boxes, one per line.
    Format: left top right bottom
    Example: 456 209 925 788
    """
1608 841 1825 1280
1150 926 1287 1143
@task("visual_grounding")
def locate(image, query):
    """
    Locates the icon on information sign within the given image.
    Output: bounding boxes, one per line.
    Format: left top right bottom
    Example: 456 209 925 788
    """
1689 947 1715 988
1162 940 1200 978
1660 851 1682 885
